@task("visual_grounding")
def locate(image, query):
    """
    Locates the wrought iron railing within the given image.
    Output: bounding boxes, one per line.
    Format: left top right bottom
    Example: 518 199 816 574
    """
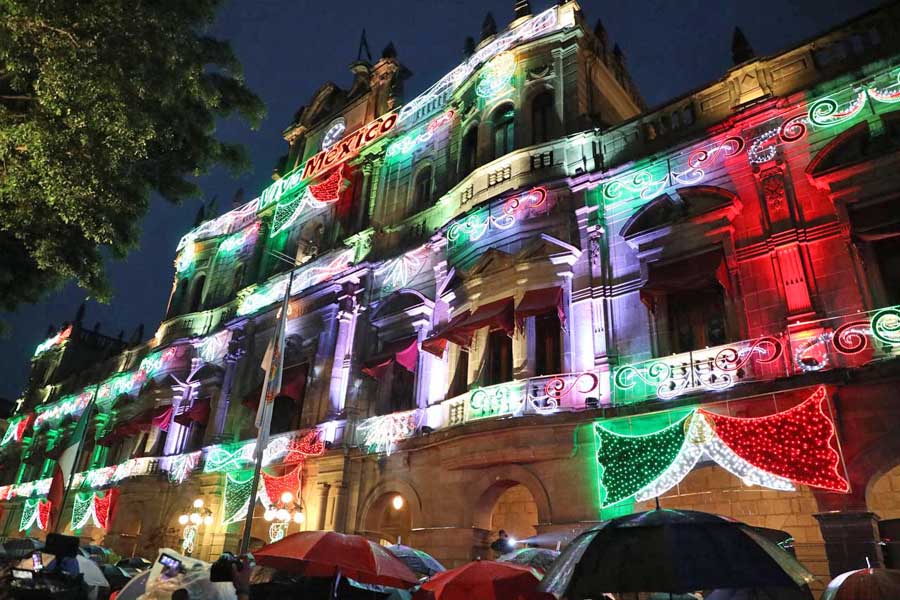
613 305 900 404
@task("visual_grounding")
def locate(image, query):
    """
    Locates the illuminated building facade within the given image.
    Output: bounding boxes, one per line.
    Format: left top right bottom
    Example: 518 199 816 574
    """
4 2 900 593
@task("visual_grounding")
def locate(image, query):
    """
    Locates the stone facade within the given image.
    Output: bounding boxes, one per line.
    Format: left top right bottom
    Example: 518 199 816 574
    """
3 2 900 596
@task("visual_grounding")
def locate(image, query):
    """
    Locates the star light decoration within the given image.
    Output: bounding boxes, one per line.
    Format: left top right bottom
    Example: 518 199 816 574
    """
594 386 848 508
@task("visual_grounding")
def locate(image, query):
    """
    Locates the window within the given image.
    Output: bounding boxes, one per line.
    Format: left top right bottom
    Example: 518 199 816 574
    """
534 312 561 376
184 420 207 452
448 349 469 397
460 127 478 177
667 287 727 353
390 365 416 412
873 236 900 305
412 166 433 213
531 92 554 145
492 105 515 160
188 275 206 312
484 329 512 385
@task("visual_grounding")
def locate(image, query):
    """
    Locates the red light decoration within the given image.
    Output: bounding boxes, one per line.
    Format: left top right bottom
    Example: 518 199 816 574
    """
93 488 119 530
284 429 326 463
260 465 301 507
307 164 344 203
698 386 849 492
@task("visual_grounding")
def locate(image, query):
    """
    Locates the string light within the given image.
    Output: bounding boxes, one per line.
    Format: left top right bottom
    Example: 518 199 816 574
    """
594 413 690 507
19 498 50 531
868 70 900 103
386 110 456 158
219 222 261 254
34 390 95 430
356 410 421 454
270 165 344 237
34 325 73 357
808 90 867 127
469 383 526 421
476 52 517 98
222 470 254 525
699 386 849 492
1 414 33 447
162 451 201 485
377 247 427 292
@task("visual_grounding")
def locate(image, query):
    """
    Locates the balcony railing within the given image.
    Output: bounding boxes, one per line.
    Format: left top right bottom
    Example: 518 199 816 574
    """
613 305 900 404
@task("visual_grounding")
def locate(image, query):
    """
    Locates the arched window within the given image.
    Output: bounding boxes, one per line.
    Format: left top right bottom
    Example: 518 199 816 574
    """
189 275 206 312
460 127 478 178
492 104 515 160
412 166 433 213
531 92 554 145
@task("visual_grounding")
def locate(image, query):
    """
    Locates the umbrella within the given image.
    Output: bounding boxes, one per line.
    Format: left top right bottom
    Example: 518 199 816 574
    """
706 587 813 599
414 560 548 600
499 547 560 573
539 509 816 599
254 530 420 589
114 569 150 600
18 553 109 588
388 544 446 577
822 568 900 600
1 537 44 559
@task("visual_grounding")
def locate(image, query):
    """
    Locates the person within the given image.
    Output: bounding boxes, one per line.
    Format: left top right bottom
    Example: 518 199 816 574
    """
490 530 514 556
231 553 254 600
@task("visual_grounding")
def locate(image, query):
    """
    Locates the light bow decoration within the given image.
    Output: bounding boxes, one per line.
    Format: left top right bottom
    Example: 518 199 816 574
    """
594 386 849 509
1 414 33 447
34 325 73 357
19 498 51 532
71 489 119 531
270 165 345 237
447 187 548 244
476 52 517 99
356 410 422 454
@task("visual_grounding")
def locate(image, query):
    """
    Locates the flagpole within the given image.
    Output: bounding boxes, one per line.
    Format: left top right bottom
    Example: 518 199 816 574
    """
53 394 96 534
239 266 295 554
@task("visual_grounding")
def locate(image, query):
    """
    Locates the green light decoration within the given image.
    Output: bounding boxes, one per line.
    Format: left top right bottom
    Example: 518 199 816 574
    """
71 492 94 530
19 498 50 531
218 222 261 255
475 52 516 99
204 443 246 473
34 325 73 357
34 389 95 430
223 470 254 524
1 414 32 447
871 307 900 345
176 235 197 273
594 413 690 507
808 90 866 127
868 70 900 103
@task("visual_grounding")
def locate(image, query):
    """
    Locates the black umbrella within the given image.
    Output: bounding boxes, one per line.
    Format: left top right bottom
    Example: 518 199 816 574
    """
1 537 44 559
707 586 813 599
539 509 815 599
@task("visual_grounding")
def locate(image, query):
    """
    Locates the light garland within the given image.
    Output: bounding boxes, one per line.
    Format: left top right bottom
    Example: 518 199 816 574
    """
1 414 33 447
204 430 325 473
808 90 867 127
476 52 517 99
398 7 559 124
19 498 50 531
34 389 95 430
34 325 73 357
377 247 427 292
70 489 118 531
196 329 232 365
356 410 421 454
219 222 261 255
468 383 526 421
698 386 849 492
259 466 301 509
386 110 455 158
270 165 345 237
162 451 201 485
178 199 261 251
222 470 254 524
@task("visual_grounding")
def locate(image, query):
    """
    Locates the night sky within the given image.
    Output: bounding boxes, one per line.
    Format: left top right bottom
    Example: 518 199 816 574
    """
0 0 881 400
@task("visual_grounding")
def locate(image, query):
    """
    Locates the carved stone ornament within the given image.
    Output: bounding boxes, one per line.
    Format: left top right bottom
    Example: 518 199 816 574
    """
761 171 786 210
527 64 554 81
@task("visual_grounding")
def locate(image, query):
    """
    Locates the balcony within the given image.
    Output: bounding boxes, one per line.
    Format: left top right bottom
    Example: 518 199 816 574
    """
613 305 900 404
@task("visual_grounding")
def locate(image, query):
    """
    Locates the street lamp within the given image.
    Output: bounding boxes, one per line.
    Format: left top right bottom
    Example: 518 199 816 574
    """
179 498 214 555
263 491 304 542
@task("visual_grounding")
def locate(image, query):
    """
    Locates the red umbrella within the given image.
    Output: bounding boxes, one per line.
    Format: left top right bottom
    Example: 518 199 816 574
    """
415 560 549 600
823 568 900 600
253 531 419 589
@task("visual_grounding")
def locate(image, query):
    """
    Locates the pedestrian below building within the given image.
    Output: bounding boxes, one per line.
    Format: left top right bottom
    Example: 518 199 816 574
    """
489 529 515 557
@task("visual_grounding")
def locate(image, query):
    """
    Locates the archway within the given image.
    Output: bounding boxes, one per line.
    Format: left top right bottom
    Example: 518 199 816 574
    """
489 484 539 549
866 463 900 568
363 493 412 547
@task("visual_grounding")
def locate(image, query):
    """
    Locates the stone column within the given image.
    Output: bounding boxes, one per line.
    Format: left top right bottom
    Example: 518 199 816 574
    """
412 319 441 408
814 511 884 576
316 483 331 531
332 482 350 533
328 286 361 418
207 331 245 444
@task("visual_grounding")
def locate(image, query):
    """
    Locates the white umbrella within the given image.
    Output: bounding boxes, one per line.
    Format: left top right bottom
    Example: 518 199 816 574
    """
116 570 151 600
17 553 109 599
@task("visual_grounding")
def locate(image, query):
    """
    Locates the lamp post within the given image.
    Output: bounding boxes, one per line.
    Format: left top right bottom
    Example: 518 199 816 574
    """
263 491 305 543
178 498 213 555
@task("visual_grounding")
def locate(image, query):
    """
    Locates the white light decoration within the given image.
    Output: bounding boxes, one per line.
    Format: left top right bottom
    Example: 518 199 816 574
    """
321 118 346 150
356 410 421 454
392 495 405 511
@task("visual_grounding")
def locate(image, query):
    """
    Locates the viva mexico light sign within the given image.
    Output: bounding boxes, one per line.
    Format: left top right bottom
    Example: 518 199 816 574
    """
259 112 398 211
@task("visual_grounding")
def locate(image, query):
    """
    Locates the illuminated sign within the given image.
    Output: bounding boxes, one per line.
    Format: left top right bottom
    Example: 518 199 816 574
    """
259 112 398 211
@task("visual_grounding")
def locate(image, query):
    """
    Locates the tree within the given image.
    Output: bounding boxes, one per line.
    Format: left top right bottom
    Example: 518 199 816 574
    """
0 0 265 310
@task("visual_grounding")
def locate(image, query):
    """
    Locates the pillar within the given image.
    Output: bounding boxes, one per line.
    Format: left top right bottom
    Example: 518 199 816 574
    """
328 297 360 418
208 335 245 444
332 482 350 533
814 511 885 576
316 483 331 531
